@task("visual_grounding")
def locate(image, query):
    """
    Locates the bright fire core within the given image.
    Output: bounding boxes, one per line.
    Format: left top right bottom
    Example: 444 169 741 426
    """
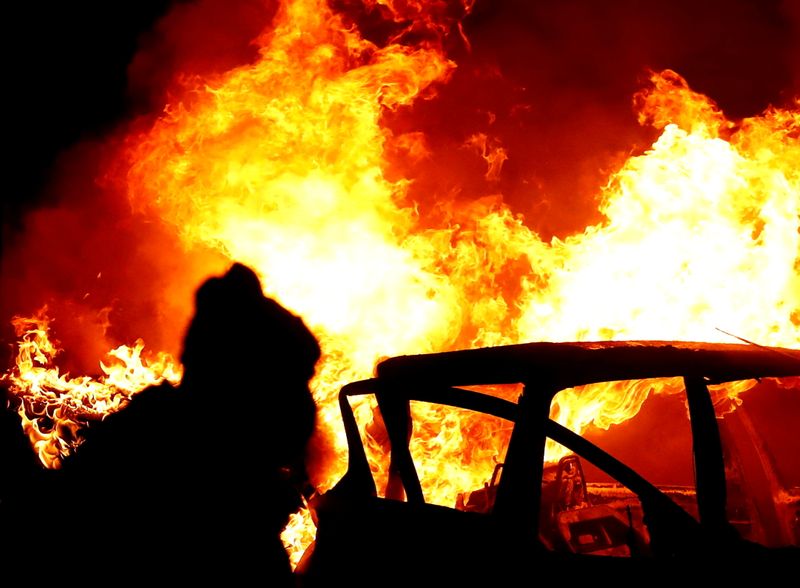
3 0 799 570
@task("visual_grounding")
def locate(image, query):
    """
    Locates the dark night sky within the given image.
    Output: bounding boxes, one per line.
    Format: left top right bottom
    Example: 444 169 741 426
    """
4 1 173 227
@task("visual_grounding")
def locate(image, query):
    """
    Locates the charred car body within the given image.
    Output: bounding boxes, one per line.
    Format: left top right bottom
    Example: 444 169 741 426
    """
297 341 800 584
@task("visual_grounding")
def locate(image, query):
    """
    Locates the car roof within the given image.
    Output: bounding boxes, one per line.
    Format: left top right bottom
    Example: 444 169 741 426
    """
372 340 800 390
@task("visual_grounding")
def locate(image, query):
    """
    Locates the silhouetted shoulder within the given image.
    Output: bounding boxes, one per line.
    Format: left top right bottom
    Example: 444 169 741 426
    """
60 381 184 481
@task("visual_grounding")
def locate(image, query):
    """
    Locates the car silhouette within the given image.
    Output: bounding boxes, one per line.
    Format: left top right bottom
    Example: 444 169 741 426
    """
296 340 800 585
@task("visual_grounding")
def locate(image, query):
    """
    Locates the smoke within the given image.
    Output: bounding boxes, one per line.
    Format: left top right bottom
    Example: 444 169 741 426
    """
783 0 800 96
126 0 280 111
383 0 799 238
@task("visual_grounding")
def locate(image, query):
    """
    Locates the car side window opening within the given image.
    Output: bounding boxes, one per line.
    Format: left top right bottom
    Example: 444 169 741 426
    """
407 399 514 508
709 376 800 548
348 388 516 505
539 378 698 557
348 393 393 498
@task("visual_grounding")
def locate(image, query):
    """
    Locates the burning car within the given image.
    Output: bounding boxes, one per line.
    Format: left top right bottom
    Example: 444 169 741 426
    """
296 340 800 585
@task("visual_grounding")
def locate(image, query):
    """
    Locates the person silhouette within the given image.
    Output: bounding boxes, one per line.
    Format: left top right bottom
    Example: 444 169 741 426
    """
55 262 321 585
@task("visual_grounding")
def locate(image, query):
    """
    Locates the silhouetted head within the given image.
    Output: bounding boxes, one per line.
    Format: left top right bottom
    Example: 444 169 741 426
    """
181 263 320 385
179 262 321 467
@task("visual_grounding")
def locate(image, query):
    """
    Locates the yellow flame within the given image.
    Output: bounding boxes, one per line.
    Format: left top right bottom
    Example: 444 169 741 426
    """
282 506 317 570
3 308 181 468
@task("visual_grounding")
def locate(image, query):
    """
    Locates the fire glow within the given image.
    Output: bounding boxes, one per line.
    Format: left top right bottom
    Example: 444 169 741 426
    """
2 0 799 569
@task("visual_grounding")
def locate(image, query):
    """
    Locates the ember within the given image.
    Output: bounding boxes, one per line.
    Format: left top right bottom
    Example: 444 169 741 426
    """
2 0 798 573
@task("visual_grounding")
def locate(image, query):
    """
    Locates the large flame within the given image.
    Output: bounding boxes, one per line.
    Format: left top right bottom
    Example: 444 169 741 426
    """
2 0 798 569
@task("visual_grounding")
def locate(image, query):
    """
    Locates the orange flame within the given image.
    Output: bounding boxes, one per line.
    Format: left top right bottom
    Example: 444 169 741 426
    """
2 0 798 567
3 307 181 468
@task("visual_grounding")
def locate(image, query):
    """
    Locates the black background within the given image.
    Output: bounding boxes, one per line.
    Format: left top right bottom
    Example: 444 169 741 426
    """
4 1 172 228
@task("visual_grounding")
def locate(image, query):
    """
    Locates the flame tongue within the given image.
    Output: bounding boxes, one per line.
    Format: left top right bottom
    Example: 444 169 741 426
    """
4 308 181 467
517 74 800 347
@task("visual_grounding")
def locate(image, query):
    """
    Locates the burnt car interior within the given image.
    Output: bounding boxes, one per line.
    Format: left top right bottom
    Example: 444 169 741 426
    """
297 341 800 585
